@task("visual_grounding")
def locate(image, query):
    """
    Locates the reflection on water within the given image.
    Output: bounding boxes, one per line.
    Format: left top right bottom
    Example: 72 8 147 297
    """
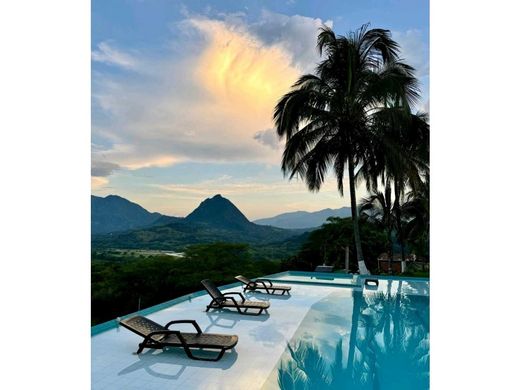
272 283 429 389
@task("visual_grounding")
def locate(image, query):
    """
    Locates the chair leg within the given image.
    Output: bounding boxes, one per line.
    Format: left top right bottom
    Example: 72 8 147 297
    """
180 345 227 361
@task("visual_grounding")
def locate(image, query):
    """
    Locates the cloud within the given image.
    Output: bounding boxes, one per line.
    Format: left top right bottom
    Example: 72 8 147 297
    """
249 11 333 72
420 99 430 114
393 30 428 78
253 129 281 150
392 29 429 112
144 172 366 219
91 176 109 190
91 160 120 177
92 13 331 175
91 41 138 70
153 174 340 198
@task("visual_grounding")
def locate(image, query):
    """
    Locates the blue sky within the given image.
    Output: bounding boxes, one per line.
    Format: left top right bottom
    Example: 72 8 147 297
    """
92 0 429 219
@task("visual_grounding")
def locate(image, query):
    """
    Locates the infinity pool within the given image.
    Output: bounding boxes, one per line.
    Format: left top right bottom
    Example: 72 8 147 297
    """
91 274 429 389
262 280 429 389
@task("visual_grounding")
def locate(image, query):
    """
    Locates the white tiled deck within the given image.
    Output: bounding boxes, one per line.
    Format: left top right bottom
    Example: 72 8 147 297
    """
91 283 348 390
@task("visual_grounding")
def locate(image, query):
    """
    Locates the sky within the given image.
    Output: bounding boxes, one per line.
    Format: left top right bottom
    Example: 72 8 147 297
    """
91 0 429 220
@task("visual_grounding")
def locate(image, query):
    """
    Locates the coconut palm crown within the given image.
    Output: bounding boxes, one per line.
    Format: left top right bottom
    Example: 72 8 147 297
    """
273 24 420 273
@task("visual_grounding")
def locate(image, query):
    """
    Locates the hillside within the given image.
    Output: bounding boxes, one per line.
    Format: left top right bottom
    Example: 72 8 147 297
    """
91 194 305 252
254 207 352 229
91 195 165 234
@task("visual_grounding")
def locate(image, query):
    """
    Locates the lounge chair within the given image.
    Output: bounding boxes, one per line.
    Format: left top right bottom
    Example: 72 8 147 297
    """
119 315 238 361
201 279 270 315
235 275 291 295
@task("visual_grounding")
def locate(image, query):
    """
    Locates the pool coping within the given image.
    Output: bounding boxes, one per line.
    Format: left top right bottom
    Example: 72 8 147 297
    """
91 271 429 336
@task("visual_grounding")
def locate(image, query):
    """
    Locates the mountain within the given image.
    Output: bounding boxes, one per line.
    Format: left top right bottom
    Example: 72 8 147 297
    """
92 194 306 251
185 194 252 230
91 195 165 234
254 207 352 229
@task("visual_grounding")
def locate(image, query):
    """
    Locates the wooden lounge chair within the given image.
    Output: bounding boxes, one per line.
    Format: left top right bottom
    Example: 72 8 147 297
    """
119 315 238 361
235 275 291 295
201 279 270 315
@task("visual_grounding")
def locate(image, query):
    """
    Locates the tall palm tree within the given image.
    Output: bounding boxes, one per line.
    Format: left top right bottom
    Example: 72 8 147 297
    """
274 24 420 274
360 182 395 267
357 108 429 263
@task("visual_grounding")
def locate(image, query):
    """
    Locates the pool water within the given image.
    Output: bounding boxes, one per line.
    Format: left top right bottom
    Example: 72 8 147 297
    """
92 274 429 389
262 280 429 389
267 272 356 286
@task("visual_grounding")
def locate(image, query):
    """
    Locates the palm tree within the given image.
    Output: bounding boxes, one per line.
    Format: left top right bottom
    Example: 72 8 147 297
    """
360 182 395 268
274 24 420 274
357 108 429 263
402 174 430 257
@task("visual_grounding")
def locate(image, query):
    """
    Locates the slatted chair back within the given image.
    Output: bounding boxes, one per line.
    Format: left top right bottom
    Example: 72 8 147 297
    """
120 316 166 341
235 275 253 286
201 279 226 303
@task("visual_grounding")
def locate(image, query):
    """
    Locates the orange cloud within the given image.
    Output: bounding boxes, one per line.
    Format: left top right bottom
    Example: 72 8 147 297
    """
191 18 300 122
91 176 109 190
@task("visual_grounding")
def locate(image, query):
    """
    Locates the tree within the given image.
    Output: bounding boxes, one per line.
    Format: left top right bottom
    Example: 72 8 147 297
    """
360 182 396 264
401 174 430 258
282 217 386 272
274 24 419 274
358 109 429 263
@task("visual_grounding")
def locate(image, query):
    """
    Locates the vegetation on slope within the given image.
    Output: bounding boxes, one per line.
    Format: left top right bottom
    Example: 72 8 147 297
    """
91 242 280 325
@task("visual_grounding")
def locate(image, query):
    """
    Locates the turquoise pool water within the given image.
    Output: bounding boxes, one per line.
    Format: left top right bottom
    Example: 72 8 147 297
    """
92 273 429 389
262 279 429 390
265 271 357 286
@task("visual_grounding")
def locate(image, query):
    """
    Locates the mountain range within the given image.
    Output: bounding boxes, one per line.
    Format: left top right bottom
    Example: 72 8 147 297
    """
91 195 165 234
91 194 309 251
254 207 351 229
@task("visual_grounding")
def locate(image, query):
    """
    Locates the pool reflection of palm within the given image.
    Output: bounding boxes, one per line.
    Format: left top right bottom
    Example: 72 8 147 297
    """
277 291 429 389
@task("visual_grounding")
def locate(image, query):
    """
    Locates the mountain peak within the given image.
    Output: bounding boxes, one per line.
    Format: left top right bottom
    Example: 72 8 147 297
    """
186 194 252 230
91 194 162 234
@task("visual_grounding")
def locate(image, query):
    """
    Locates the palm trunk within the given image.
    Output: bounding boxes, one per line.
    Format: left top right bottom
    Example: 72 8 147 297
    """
348 156 369 274
346 291 362 380
387 228 394 273
394 180 406 268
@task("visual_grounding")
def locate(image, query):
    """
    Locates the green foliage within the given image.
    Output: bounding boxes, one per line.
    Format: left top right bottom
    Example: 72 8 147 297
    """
92 220 305 254
91 242 281 325
282 217 386 273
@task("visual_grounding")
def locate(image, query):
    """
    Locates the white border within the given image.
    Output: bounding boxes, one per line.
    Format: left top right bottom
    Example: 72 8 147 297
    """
0 1 90 388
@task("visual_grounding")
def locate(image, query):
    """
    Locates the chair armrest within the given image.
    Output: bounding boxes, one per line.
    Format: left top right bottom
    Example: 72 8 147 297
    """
165 320 202 334
144 329 191 349
142 329 182 344
255 278 273 287
223 292 245 302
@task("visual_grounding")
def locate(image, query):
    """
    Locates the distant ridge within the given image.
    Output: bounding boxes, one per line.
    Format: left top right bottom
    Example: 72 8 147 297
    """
91 195 164 234
92 194 306 250
254 207 352 229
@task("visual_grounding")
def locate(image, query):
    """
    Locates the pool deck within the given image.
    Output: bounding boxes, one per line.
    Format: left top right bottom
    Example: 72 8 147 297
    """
91 277 429 390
